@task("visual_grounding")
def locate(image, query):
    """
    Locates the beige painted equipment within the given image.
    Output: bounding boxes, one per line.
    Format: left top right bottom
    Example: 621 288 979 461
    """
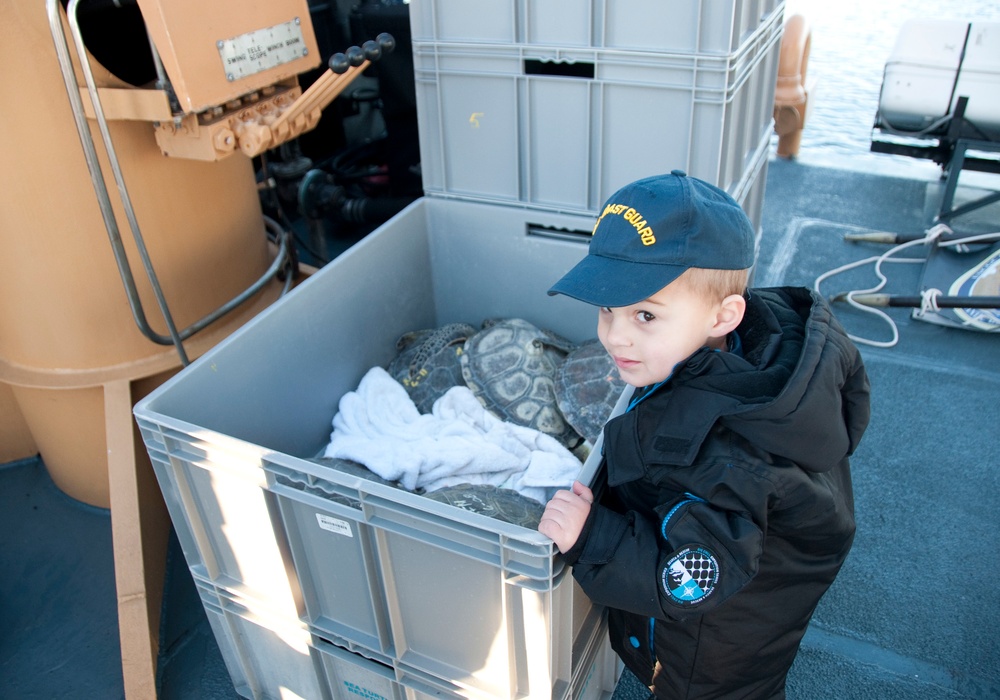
773 14 815 158
0 383 37 464
0 0 363 697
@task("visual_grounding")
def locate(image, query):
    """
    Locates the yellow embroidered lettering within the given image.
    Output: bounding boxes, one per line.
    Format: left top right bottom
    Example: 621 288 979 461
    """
593 202 656 243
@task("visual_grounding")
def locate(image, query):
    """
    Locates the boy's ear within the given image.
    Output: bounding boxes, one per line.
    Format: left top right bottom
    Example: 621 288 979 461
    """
710 294 747 337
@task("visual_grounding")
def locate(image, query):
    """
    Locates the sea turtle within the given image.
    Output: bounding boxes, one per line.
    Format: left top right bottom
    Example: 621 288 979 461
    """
555 339 627 446
387 322 478 413
460 318 583 448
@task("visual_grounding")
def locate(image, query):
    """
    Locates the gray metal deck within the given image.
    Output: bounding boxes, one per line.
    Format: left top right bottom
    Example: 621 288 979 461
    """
2 155 998 699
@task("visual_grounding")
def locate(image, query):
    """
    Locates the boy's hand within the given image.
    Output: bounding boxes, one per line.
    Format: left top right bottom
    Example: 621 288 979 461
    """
538 480 594 553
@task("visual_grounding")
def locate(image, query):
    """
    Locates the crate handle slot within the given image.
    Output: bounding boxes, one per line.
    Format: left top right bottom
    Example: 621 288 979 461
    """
363 493 555 569
524 59 595 79
526 223 592 243
264 460 366 511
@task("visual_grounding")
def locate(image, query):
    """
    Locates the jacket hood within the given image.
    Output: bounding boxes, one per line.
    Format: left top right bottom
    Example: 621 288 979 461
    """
646 287 870 472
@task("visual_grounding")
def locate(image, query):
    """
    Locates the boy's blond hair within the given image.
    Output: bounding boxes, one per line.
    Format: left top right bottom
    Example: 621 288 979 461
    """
679 266 750 302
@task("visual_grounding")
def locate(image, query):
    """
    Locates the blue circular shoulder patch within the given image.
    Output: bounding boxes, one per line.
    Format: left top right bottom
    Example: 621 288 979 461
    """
661 546 719 606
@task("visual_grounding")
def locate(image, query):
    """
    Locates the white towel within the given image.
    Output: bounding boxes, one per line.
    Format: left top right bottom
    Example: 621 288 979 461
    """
323 367 582 503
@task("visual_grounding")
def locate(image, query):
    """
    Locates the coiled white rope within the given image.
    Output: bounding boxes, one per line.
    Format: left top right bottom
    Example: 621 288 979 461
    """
815 224 1000 348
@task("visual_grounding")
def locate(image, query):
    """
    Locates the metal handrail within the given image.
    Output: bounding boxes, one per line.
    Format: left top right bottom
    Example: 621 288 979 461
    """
46 0 292 366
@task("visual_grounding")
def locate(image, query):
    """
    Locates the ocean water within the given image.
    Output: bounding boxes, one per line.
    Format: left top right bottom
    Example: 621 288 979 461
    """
774 0 1000 173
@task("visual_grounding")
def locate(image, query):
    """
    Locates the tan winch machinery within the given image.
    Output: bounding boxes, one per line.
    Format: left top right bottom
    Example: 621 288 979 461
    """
0 1 388 696
64 0 393 162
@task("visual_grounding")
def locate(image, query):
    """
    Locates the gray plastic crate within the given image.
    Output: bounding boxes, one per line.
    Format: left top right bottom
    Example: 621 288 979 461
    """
135 197 607 693
409 0 783 56
414 12 781 211
195 580 333 700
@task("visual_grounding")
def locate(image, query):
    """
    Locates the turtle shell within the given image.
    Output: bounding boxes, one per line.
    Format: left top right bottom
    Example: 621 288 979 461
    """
555 339 627 445
460 318 582 448
387 322 478 413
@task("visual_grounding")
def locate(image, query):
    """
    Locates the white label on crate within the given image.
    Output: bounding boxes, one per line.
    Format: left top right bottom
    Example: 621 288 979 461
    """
316 513 353 537
217 19 308 82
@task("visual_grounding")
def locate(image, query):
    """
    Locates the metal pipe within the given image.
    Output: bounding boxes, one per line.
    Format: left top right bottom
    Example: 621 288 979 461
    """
67 0 190 364
839 293 1000 309
48 0 189 362
46 0 178 352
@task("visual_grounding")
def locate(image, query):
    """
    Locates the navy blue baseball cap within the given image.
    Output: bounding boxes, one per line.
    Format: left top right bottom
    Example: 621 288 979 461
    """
548 170 755 307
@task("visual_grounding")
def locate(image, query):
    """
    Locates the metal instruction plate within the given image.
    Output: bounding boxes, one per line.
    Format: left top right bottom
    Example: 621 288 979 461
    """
217 18 309 82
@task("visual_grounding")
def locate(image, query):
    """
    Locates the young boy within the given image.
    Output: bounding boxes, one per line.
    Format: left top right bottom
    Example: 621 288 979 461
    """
539 170 870 699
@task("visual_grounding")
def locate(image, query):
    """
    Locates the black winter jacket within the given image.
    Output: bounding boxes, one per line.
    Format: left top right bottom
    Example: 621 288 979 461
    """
563 287 870 699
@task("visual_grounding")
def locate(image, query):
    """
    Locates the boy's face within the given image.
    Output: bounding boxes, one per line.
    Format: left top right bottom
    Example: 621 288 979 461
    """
597 277 726 387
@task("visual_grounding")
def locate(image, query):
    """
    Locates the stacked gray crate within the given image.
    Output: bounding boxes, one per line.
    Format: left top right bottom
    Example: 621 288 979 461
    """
411 0 783 208
134 2 783 698
413 23 782 212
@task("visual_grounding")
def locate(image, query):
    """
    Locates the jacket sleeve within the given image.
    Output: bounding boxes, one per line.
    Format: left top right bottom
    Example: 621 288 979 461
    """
565 476 765 620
